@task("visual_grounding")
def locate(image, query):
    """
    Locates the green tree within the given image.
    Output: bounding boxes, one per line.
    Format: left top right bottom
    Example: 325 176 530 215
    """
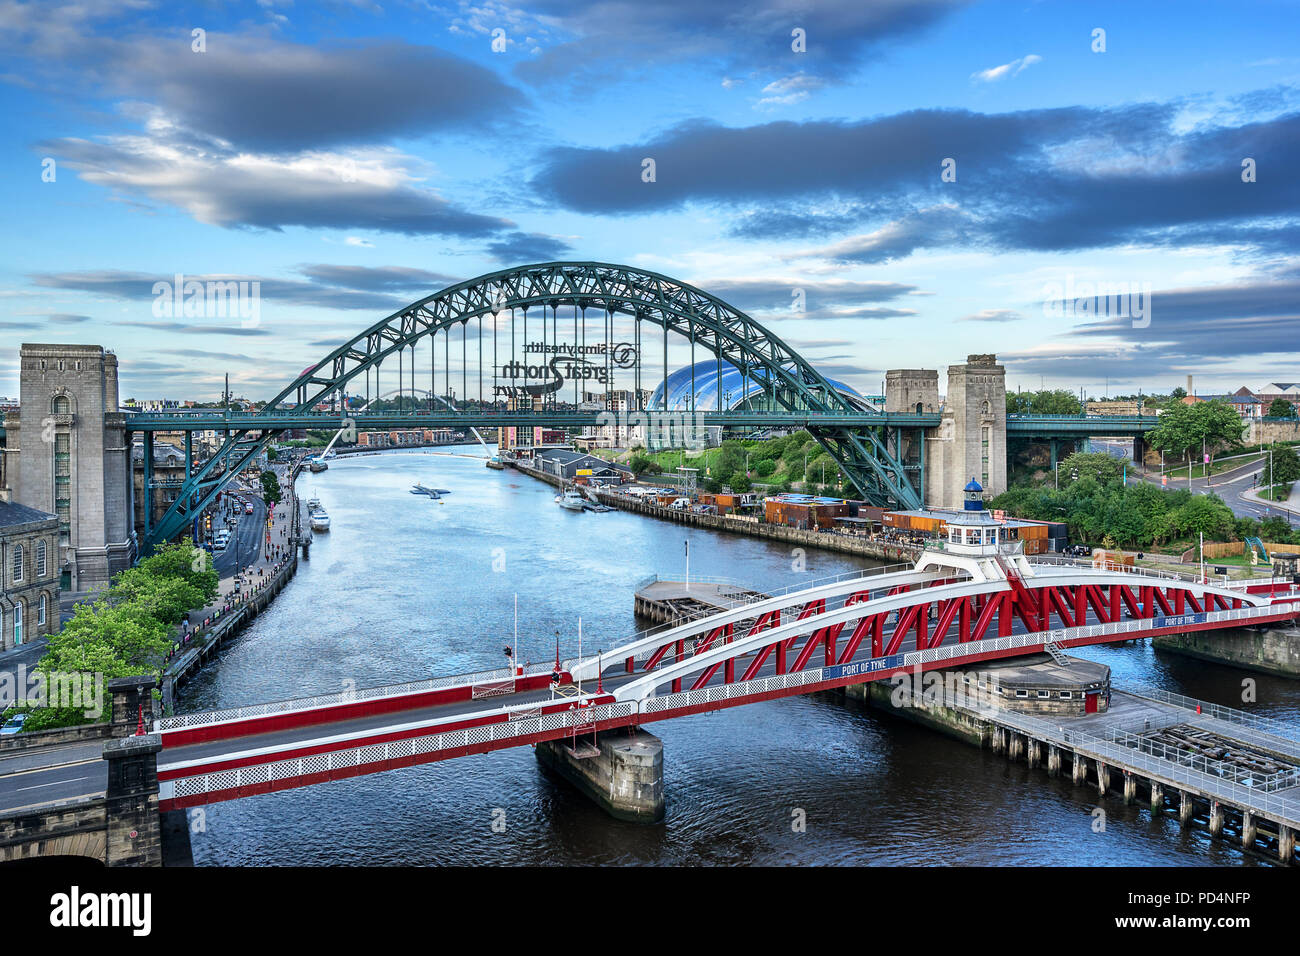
1058 451 1122 485
1007 389 1083 416
1148 400 1245 468
261 469 282 507
754 458 777 477
1265 443 1300 485
728 472 752 494
1266 397 1297 419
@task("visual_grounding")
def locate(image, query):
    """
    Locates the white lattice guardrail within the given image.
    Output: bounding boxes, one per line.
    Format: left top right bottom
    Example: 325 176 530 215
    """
156 660 557 732
166 700 636 801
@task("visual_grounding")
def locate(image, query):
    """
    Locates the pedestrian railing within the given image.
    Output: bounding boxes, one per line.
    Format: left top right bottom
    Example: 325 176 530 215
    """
165 699 636 802
1128 687 1300 744
990 706 1300 827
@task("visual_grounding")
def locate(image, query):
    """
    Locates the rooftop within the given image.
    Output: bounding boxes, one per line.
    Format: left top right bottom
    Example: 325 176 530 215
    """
0 499 57 529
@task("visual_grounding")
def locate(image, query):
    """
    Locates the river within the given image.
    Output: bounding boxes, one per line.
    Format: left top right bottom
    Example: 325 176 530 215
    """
180 448 1299 866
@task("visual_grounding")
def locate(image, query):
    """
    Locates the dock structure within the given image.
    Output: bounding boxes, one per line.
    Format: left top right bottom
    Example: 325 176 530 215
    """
875 668 1300 864
634 575 769 626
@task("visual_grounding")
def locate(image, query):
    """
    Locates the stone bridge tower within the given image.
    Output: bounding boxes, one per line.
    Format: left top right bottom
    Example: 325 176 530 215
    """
921 354 1008 510
4 345 135 592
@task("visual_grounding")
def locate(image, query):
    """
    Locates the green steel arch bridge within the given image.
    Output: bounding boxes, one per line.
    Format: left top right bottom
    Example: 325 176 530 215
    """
123 262 1158 549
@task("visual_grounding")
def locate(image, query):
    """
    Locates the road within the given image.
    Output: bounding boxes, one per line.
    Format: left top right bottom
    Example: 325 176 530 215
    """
0 740 106 813
1092 438 1292 522
210 487 269 576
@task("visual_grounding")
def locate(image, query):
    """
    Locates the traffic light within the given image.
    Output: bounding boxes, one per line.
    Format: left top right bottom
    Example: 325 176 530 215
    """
204 514 212 532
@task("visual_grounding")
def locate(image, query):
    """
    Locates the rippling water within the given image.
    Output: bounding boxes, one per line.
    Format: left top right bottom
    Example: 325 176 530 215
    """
181 449 1298 866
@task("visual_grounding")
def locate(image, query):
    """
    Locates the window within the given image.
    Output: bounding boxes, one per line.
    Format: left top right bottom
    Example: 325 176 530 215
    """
38 595 46 627
13 602 21 646
36 540 47 577
1059 691 1072 699
52 395 70 415
1037 690 1051 699
11 545 23 583
1015 689 1029 698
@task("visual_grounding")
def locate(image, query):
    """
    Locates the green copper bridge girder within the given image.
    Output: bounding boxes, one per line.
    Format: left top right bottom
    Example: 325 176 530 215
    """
144 262 924 548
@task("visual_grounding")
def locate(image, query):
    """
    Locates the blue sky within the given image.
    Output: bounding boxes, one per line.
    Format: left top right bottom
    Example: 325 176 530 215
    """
1 0 1298 402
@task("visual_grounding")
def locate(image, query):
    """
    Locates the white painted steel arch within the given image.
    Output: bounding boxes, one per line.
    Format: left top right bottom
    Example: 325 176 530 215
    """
606 566 1277 703
570 566 952 682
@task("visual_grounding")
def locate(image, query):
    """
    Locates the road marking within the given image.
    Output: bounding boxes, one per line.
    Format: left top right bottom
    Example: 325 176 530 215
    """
17 774 92 792
0 757 101 778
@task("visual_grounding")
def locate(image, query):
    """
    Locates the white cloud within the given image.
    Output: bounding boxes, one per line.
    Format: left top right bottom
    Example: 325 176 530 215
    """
971 54 1041 83
756 73 824 107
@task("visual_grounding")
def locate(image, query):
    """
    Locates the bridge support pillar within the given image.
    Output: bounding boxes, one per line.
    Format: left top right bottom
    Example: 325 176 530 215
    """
1072 751 1087 785
1096 760 1109 796
1008 733 1025 761
1280 825 1294 864
1026 738 1041 768
1209 801 1224 838
102 733 162 867
1122 771 1136 804
1150 781 1163 812
536 728 664 823
1242 811 1256 849
1178 790 1193 826
1046 745 1061 776
109 676 157 737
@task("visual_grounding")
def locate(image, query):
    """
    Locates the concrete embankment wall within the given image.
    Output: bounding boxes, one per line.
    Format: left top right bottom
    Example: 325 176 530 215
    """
1249 418 1300 445
511 463 918 564
0 722 111 753
1154 627 1300 677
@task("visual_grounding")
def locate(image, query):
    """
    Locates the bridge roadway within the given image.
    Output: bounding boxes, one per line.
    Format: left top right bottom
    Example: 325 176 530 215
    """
152 564 1300 811
121 409 1157 437
0 741 107 814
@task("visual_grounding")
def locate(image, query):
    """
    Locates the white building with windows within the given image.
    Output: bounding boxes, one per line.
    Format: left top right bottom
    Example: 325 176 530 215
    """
0 500 60 649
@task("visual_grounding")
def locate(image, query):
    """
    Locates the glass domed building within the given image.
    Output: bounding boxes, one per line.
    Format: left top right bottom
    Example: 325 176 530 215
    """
648 360 872 412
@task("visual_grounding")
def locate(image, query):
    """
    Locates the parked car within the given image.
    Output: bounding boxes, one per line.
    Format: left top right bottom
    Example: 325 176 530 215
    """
245 503 255 515
1 713 28 735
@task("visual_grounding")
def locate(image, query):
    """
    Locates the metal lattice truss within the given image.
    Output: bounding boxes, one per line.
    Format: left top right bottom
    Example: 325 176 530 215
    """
148 262 921 547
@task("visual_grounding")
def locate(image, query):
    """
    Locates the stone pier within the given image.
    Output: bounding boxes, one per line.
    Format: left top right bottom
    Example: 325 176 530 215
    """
103 733 162 866
536 728 665 823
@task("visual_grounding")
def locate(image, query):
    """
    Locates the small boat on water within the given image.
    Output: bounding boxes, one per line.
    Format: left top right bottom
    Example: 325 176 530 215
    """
485 457 505 470
410 483 452 499
307 457 328 473
306 496 321 512
310 509 331 532
556 488 585 511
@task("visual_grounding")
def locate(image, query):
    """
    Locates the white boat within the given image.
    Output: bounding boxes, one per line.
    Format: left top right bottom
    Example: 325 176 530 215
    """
310 510 331 532
556 488 585 511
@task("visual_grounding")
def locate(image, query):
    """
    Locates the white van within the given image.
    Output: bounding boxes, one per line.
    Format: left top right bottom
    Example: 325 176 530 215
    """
670 497 690 510
214 531 231 552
